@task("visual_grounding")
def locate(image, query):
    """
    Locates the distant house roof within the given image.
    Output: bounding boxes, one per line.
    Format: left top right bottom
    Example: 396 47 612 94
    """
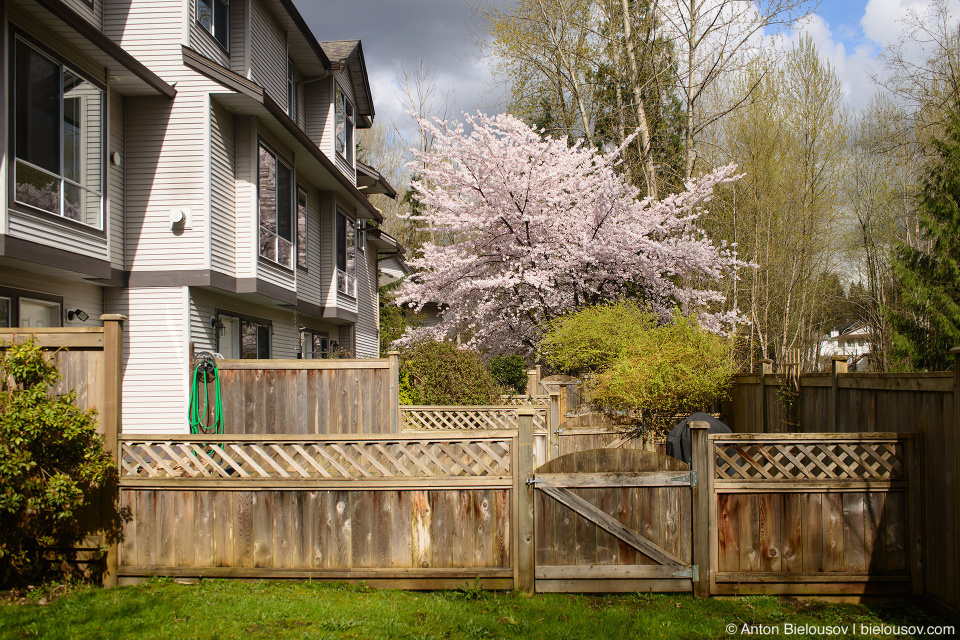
356 161 398 198
319 40 374 127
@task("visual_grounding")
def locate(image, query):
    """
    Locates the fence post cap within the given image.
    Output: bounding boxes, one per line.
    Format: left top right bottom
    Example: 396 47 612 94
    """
100 314 128 322
517 407 536 416
830 355 849 361
387 350 400 356
949 346 960 355
758 358 774 364
689 420 710 430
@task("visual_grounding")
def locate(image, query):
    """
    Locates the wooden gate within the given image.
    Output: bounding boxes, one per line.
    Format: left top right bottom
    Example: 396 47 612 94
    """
533 448 696 592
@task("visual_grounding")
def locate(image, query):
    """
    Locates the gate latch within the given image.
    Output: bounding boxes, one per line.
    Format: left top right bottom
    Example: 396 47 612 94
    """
526 476 540 486
555 428 564 435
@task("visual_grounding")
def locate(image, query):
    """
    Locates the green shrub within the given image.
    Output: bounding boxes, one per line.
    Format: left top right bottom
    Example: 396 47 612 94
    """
488 354 528 393
399 341 502 405
540 302 734 433
0 339 120 586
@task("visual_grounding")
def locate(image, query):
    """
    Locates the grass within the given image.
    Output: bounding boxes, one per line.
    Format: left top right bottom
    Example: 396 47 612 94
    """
0 578 954 640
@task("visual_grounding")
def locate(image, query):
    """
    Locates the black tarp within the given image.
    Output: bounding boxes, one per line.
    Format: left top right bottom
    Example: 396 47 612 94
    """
664 412 732 464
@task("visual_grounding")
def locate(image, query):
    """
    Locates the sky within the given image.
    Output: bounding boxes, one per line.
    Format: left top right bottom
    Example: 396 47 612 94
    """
298 0 959 141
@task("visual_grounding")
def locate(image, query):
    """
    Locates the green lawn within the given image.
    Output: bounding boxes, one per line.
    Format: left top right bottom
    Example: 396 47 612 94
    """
0 579 953 640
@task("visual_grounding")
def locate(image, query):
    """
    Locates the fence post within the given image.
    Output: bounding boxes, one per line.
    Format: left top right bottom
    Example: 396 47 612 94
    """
388 351 400 433
951 346 960 602
830 356 848 433
516 407 535 594
758 359 773 432
690 420 712 598
526 369 538 397
100 314 126 589
548 391 561 460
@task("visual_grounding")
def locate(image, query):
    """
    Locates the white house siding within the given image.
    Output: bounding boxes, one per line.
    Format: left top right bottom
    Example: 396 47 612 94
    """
248 0 286 108
295 182 323 308
187 0 229 68
1 266 103 327
235 116 257 279
103 0 183 80
210 100 236 276
108 89 124 269
7 213 108 261
105 286 189 433
355 240 379 358
319 192 337 308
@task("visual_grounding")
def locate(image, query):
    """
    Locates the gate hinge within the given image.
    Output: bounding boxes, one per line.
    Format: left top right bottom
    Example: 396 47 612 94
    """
555 428 564 435
673 565 699 581
671 471 696 486
526 476 540 486
687 471 697 487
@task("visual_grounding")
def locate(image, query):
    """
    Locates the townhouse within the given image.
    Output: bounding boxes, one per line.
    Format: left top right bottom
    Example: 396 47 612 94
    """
0 0 402 431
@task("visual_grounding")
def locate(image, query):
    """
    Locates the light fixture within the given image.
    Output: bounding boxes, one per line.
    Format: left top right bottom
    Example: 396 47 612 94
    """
67 309 89 322
210 317 225 336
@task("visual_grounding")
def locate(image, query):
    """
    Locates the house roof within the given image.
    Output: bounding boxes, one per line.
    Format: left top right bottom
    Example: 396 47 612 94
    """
271 0 331 75
318 40 375 126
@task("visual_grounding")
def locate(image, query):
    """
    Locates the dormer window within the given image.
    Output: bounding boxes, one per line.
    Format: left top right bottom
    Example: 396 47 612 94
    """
335 85 354 165
197 0 229 52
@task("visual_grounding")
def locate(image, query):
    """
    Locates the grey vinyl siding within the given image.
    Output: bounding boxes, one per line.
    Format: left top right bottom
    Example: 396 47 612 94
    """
304 78 332 156
355 238 379 357
338 324 353 353
188 0 230 68
108 89 124 269
8 213 108 260
210 100 236 276
319 191 336 307
105 286 189 434
249 0 286 108
295 68 306 130
123 94 208 270
258 260 294 291
190 287 299 358
60 0 101 30
295 183 323 308
229 0 249 77
0 266 104 326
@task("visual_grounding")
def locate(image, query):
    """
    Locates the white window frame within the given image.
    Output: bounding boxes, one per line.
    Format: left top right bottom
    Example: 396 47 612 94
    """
257 141 295 270
196 0 230 52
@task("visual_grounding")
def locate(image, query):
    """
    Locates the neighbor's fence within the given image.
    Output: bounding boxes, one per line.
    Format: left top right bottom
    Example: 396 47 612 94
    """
706 433 919 596
117 428 524 588
211 354 400 434
0 317 126 587
726 350 959 618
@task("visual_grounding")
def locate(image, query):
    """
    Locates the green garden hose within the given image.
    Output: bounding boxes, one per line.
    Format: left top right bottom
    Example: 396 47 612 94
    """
189 352 223 435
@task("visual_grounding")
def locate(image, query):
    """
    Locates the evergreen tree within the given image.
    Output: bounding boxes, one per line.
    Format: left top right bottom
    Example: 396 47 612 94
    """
888 107 960 371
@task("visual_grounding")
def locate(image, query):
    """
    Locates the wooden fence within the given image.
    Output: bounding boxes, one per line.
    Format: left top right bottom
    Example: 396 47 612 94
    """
0 317 125 587
725 354 959 616
211 355 400 434
118 430 520 588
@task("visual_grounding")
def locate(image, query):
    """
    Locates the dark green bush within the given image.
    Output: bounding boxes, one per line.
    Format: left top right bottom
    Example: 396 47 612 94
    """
488 354 528 393
399 341 502 405
0 339 120 586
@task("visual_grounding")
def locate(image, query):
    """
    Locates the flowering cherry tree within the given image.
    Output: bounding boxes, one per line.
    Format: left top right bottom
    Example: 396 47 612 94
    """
394 112 746 354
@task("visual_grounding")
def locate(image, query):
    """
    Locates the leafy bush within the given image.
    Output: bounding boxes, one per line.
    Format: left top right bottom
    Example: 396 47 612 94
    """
488 354 528 393
0 339 120 586
540 302 734 433
399 341 502 405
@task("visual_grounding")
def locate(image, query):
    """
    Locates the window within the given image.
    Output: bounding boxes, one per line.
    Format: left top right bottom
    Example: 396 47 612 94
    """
300 330 328 359
287 58 296 121
335 85 355 164
296 187 308 269
217 312 270 359
336 210 356 297
197 0 229 51
13 38 103 229
258 142 294 269
0 288 63 327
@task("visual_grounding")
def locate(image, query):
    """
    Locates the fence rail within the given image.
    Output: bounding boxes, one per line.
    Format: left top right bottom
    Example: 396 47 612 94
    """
499 395 550 406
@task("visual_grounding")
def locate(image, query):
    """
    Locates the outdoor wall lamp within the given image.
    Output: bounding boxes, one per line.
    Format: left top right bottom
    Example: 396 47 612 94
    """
211 317 225 336
67 309 89 322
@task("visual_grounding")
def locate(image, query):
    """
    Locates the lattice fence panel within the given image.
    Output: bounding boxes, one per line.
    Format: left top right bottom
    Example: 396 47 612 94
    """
499 395 550 406
713 440 906 481
401 407 547 432
120 438 512 480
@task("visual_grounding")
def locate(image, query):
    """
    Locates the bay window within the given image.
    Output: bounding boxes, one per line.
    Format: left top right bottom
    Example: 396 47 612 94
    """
13 38 103 229
258 142 294 269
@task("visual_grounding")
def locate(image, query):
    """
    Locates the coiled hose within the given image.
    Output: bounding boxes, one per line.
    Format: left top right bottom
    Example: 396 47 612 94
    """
189 351 223 435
